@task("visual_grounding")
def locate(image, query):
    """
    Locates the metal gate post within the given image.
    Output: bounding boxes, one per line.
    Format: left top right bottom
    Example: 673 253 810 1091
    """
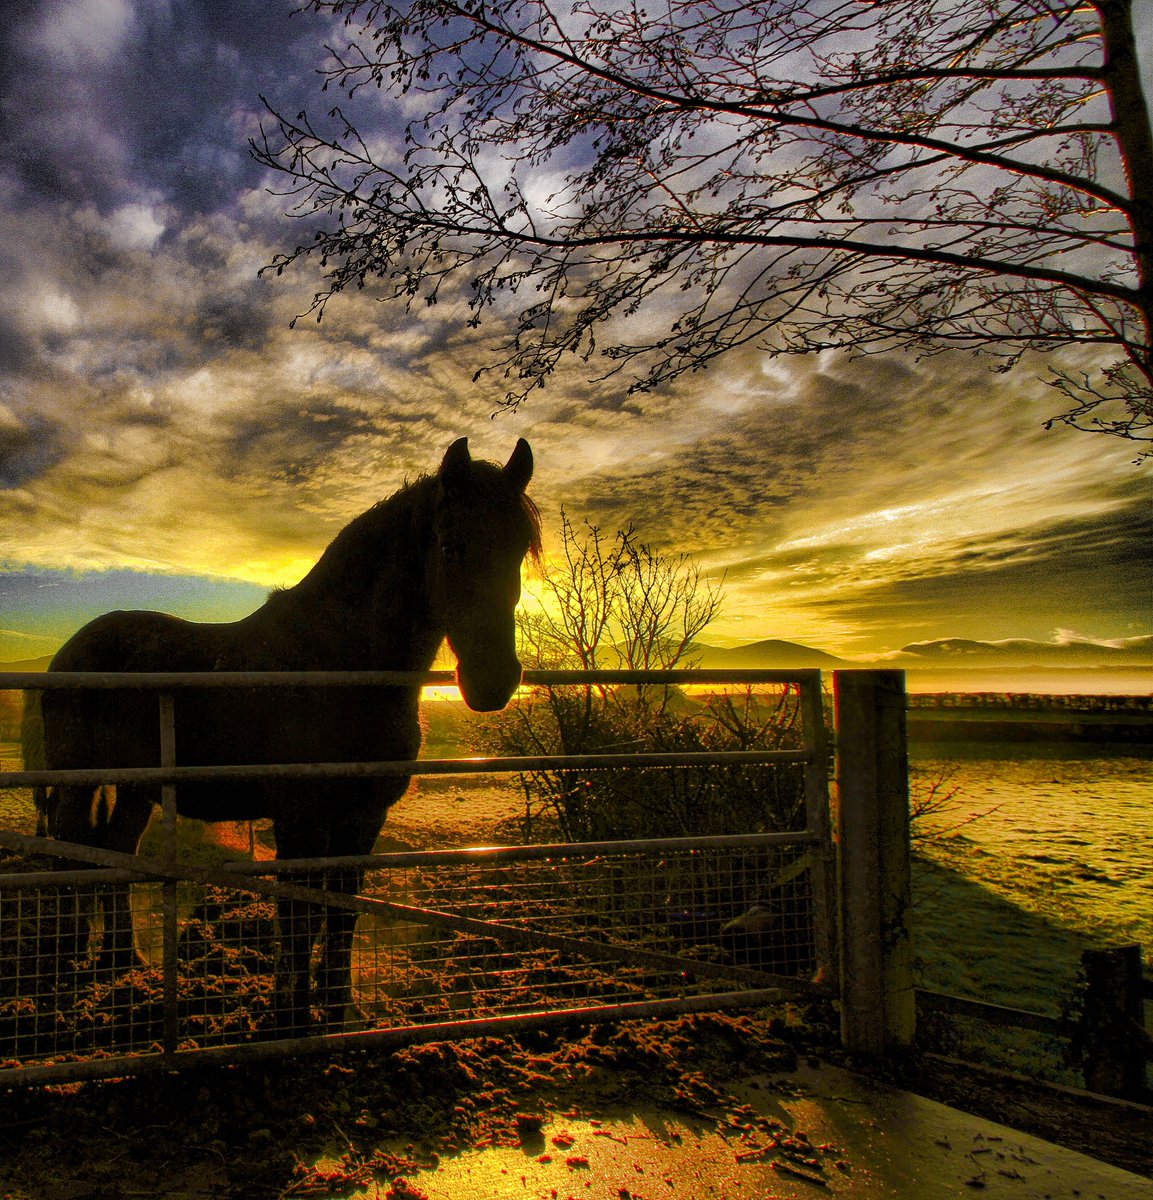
158 691 179 1055
834 670 914 1059
800 676 837 987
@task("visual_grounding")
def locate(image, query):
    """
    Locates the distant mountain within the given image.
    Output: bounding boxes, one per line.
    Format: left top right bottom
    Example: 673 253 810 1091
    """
894 635 1153 667
691 639 848 669
0 656 52 673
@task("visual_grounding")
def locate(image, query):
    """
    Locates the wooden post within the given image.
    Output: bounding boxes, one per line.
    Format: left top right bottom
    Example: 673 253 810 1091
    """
834 670 915 1058
1081 944 1148 1098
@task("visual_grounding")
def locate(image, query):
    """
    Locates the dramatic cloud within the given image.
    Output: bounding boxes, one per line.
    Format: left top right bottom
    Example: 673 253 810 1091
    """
531 351 1151 651
0 1 1149 663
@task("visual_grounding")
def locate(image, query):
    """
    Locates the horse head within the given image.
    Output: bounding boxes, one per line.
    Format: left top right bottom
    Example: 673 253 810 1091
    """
433 437 539 711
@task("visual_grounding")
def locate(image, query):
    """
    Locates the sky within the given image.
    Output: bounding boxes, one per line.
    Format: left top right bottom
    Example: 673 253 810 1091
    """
0 0 1150 667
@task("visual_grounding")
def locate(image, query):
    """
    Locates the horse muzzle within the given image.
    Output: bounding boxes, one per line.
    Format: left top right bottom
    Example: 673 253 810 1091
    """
455 659 523 712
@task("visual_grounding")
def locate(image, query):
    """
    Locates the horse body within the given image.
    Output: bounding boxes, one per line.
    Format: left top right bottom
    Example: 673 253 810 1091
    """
31 437 539 1031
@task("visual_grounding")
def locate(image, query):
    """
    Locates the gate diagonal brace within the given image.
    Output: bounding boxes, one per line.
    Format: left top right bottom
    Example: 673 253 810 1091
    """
0 830 822 996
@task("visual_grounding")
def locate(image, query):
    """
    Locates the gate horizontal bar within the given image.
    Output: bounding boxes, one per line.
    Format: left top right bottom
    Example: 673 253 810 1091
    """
0 867 137 888
222 829 823 874
0 831 820 887
2 668 820 690
0 987 795 1090
0 747 812 790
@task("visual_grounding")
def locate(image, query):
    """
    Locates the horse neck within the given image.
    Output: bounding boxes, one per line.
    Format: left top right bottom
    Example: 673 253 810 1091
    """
250 481 444 671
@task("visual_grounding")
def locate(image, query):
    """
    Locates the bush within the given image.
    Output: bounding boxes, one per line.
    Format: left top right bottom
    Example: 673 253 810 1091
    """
480 515 807 842
510 688 807 842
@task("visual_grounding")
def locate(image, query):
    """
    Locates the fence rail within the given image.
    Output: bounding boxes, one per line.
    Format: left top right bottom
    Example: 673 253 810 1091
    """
1 667 822 690
1 666 820 792
916 948 1153 1103
916 988 1063 1035
0 749 812 791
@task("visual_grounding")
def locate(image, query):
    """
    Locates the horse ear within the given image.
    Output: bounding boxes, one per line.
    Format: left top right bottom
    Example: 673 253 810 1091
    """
440 437 472 494
503 438 533 492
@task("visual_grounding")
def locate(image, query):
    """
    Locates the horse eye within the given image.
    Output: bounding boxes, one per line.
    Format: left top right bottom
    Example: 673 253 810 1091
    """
440 538 464 561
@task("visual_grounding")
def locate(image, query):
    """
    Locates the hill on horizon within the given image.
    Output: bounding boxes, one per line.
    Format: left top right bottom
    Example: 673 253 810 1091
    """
893 635 1153 667
690 639 848 668
0 656 52 673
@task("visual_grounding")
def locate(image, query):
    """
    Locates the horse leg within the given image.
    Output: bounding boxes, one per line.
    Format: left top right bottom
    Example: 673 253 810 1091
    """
315 863 365 1031
317 791 400 1031
94 786 155 973
275 889 325 1035
271 818 326 1036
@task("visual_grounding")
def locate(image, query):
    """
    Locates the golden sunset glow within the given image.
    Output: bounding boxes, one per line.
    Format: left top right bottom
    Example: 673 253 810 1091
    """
0 1 1149 686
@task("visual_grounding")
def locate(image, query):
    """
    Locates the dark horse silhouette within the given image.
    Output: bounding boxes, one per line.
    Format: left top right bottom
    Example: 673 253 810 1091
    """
27 437 539 1032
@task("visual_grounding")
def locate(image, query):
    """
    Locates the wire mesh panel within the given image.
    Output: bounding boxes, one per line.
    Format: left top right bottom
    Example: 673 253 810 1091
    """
0 834 825 1074
0 865 277 1061
0 666 837 1082
342 839 821 1026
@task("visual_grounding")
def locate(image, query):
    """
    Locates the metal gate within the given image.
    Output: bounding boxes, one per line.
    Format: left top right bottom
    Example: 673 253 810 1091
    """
0 668 843 1086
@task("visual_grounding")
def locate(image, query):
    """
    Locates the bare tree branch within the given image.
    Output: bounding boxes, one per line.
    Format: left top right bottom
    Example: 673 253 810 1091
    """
254 0 1153 445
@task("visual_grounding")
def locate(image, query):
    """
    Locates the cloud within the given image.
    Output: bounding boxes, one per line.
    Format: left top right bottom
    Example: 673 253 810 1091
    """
0 407 67 487
1 0 325 214
0 1 1148 664
893 633 1153 665
520 350 1151 653
787 496 1153 649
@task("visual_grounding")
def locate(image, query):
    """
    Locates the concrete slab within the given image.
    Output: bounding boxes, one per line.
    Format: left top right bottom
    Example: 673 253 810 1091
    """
381 1061 1152 1199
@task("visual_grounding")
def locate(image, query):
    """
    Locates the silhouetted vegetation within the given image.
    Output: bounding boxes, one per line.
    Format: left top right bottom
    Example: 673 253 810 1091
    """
477 517 807 841
257 1 1152 448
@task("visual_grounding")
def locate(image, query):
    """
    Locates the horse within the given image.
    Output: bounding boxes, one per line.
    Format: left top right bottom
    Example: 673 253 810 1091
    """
25 437 540 1033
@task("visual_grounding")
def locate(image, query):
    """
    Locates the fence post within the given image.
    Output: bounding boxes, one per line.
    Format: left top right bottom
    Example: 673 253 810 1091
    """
1081 944 1148 1098
834 669 915 1059
801 676 837 989
159 691 179 1057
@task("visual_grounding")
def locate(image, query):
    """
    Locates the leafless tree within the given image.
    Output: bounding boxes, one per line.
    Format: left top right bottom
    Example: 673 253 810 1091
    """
510 512 722 753
254 0 1152 448
476 514 806 840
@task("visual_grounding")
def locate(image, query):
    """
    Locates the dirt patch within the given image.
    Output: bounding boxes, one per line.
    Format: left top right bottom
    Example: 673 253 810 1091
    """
0 1007 845 1200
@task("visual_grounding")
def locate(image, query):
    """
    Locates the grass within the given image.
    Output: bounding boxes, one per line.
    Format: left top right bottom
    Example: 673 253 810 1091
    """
908 780 1148 1087
909 846 1093 1083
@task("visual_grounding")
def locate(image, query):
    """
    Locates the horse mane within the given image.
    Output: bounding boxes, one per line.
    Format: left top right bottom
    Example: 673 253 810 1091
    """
290 461 543 599
521 492 545 564
297 475 436 598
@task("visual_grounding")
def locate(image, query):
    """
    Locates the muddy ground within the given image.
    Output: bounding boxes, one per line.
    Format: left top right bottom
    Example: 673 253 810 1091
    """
0 1008 844 1200
1 1006 1150 1200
